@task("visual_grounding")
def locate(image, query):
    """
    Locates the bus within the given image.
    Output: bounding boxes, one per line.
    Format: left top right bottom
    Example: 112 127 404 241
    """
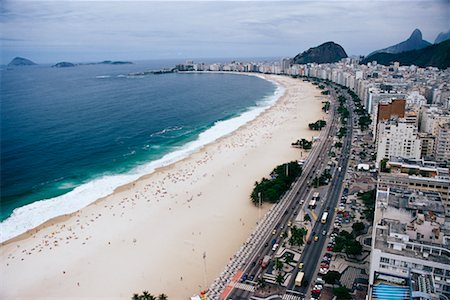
312 192 320 201
308 199 316 209
295 271 305 286
321 212 329 224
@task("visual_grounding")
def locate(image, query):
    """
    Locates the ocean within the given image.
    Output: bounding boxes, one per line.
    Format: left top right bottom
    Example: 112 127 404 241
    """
0 60 279 242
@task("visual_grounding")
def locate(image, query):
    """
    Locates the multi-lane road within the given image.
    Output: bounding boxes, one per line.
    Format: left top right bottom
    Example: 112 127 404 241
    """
221 83 354 300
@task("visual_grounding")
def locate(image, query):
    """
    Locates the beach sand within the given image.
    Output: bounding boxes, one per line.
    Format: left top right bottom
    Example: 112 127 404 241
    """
0 74 326 299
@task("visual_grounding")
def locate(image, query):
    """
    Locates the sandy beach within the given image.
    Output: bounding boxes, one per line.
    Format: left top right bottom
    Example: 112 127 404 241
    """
0 74 326 299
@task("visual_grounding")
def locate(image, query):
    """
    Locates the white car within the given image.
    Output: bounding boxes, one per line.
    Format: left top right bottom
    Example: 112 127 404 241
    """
272 243 279 251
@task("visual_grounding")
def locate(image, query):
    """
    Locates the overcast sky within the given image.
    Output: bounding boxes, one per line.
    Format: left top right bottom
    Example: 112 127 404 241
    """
1 0 449 64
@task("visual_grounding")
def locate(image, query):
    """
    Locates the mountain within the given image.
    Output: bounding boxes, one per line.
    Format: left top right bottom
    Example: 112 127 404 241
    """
368 29 431 56
52 62 76 68
435 30 450 44
293 41 348 64
99 60 133 65
7 57 37 66
362 39 450 69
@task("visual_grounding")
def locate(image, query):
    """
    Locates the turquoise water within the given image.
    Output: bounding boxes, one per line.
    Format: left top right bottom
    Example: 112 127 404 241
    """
0 61 277 240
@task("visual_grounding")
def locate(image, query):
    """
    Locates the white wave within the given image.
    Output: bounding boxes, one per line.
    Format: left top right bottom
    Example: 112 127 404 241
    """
95 75 111 79
150 125 183 137
0 77 284 243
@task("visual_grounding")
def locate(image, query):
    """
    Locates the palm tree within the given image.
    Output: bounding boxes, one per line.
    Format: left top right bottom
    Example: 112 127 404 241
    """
257 276 266 289
275 273 284 286
274 258 284 271
132 294 140 300
158 294 168 300
142 291 150 300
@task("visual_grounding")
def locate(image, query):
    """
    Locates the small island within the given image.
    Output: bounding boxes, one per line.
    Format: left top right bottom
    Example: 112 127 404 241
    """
7 57 37 66
52 62 76 68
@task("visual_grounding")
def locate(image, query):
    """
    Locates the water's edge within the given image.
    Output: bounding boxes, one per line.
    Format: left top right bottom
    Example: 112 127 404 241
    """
0 72 285 243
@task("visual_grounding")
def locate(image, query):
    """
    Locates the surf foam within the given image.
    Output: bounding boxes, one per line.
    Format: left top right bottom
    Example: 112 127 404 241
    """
0 75 284 243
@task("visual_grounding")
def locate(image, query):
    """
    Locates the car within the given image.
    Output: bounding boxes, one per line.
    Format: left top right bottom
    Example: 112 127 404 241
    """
307 239 312 244
314 235 319 242
314 284 323 290
272 243 279 251
322 230 327 236
298 262 304 269
272 229 277 235
288 221 292 227
264 242 269 247
241 274 248 282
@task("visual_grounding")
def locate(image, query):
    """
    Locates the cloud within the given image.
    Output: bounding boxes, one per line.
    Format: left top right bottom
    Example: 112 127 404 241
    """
1 0 448 63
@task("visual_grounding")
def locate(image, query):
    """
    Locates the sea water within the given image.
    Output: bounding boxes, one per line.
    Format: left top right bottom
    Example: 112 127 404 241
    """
0 60 280 242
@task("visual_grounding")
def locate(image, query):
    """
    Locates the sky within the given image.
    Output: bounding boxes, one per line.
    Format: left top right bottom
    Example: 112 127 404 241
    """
1 0 449 64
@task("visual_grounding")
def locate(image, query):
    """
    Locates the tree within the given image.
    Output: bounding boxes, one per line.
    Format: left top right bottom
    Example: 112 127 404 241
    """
323 271 341 285
275 273 284 286
251 161 302 205
257 277 266 288
132 294 140 300
303 214 311 222
333 286 352 299
345 239 363 256
274 258 284 271
352 222 365 236
158 294 168 300
380 158 390 173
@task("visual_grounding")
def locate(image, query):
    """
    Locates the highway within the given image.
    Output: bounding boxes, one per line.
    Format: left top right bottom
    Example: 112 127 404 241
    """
223 83 354 300
292 87 354 296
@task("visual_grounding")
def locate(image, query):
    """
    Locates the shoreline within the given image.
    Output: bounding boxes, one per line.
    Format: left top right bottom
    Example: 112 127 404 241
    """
0 74 326 299
0 71 281 244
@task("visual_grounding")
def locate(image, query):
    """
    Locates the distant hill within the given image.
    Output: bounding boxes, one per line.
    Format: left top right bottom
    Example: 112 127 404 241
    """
435 30 450 44
99 60 132 65
293 41 348 64
52 62 76 68
7 57 37 66
362 39 450 69
368 29 431 56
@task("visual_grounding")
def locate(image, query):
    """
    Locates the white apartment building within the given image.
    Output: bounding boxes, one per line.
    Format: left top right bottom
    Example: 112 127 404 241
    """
369 188 450 300
376 118 422 167
435 123 450 164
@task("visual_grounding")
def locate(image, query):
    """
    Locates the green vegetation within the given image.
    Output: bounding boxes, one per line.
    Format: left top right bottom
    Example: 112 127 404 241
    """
274 257 284 271
291 138 313 150
335 141 343 148
321 90 330 95
132 292 168 300
303 214 311 222
251 161 302 205
318 84 326 89
333 230 363 256
309 120 327 130
322 101 330 112
380 158 390 173
352 221 365 236
323 270 341 285
362 39 450 69
289 225 307 246
337 127 347 138
276 273 284 286
333 287 352 299
358 189 376 222
312 169 332 187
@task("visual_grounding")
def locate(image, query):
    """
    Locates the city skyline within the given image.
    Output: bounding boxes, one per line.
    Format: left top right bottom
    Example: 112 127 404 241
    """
1 0 449 64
